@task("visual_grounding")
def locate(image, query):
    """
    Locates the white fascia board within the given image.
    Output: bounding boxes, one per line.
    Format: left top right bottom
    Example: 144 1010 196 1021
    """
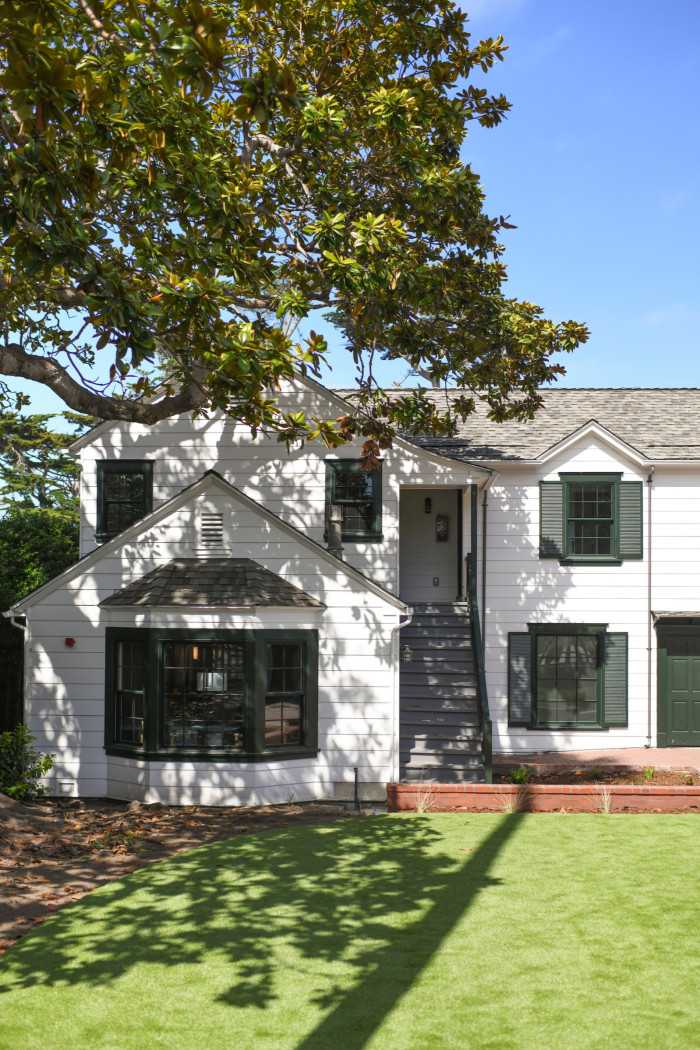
10 470 408 614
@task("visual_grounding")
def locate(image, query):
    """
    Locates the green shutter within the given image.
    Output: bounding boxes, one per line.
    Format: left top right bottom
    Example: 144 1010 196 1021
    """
618 481 643 559
508 633 533 726
603 633 628 727
539 481 564 558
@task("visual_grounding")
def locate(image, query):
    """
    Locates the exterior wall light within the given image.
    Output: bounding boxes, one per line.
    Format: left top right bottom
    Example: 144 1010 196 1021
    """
401 644 412 663
424 497 432 514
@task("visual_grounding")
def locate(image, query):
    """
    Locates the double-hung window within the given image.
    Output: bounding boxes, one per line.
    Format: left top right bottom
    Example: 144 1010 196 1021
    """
540 473 643 564
508 624 628 729
105 629 318 760
96 461 153 543
325 460 382 541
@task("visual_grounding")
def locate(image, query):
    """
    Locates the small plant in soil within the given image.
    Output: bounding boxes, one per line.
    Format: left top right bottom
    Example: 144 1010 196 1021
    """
645 766 655 780
589 766 604 781
595 785 614 814
509 765 530 785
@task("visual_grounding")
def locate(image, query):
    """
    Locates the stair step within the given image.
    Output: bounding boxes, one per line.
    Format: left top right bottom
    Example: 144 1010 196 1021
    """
401 713 480 729
400 768 486 784
401 738 482 754
401 628 471 644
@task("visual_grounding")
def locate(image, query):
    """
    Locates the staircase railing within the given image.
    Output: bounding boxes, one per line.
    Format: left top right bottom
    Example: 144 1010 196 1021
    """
466 552 492 784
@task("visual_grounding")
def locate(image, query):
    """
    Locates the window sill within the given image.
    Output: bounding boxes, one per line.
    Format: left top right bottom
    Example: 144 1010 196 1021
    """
105 745 319 762
527 723 608 731
559 558 622 567
323 533 384 543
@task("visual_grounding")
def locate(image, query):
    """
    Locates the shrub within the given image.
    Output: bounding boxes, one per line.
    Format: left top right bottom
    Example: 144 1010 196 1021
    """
509 764 530 784
0 723 54 801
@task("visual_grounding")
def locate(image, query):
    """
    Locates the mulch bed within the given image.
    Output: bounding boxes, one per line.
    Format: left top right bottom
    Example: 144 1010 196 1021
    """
0 794 353 954
495 768 697 787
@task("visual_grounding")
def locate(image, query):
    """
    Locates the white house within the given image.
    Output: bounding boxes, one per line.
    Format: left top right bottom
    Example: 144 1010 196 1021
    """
8 380 700 804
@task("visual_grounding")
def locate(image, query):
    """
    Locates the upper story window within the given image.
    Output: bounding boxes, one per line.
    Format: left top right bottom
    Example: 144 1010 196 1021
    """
105 628 318 761
325 460 382 541
540 473 643 565
566 481 614 557
96 461 153 543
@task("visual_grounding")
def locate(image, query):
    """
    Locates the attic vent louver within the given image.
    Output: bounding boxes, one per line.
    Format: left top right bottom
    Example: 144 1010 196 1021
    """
200 511 224 548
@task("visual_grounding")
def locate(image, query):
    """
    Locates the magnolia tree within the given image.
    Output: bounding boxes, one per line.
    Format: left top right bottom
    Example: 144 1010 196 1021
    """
0 1 588 464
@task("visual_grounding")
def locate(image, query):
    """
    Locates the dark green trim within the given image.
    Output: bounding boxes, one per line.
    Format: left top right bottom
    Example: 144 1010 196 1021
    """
96 460 153 543
562 476 618 565
559 559 623 567
105 746 319 762
507 632 533 727
324 460 382 541
105 627 319 761
541 473 642 566
539 481 564 558
528 623 608 635
508 624 627 731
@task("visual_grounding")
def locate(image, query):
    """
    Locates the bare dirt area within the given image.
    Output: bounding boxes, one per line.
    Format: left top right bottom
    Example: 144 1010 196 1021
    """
0 794 352 953
494 768 697 787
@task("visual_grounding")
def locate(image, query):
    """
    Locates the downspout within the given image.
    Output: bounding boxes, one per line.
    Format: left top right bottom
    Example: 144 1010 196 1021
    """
646 465 655 747
391 608 413 784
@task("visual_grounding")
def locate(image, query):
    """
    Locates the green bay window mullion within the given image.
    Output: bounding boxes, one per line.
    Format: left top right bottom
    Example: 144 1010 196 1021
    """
105 628 318 761
250 633 266 755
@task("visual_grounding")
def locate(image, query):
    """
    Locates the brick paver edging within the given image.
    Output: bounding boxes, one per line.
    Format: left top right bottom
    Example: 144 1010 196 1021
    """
387 783 700 813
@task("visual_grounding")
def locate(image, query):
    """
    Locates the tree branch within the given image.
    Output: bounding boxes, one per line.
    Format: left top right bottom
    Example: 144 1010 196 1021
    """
0 343 209 423
78 0 124 46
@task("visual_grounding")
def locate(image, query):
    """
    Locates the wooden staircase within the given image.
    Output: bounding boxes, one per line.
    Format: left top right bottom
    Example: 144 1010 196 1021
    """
399 602 485 783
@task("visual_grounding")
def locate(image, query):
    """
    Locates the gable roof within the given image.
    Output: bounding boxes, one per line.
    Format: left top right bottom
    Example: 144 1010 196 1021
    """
67 374 492 478
100 558 325 609
8 470 408 614
373 388 700 463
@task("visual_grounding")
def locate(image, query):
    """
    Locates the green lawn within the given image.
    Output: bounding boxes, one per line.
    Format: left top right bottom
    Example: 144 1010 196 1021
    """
1 813 699 1050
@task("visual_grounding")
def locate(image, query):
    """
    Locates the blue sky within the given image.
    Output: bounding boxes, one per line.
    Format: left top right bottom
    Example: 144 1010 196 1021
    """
13 0 700 419
314 0 700 389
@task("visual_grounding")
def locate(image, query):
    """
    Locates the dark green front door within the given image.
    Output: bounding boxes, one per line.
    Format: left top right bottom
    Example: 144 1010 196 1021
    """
658 630 700 746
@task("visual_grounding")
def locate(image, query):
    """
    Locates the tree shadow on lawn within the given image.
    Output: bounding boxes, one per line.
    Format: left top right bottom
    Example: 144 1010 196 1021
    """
0 814 521 1049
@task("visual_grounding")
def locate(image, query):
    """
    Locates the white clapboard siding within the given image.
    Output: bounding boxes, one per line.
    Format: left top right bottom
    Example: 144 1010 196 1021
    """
24 472 405 804
480 439 700 753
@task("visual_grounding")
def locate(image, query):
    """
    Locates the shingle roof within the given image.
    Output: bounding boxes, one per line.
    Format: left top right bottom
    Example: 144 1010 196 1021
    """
333 388 700 462
100 558 325 609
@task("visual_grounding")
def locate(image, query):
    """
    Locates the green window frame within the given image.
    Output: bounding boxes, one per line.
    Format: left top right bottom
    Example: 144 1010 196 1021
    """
96 460 153 543
105 628 319 761
325 460 382 541
508 624 628 729
539 474 643 564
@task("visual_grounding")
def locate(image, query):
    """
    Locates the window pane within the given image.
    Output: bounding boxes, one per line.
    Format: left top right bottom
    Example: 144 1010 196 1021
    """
567 483 614 557
265 643 304 747
330 464 378 535
162 641 244 749
536 632 600 725
334 469 373 501
100 466 150 536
